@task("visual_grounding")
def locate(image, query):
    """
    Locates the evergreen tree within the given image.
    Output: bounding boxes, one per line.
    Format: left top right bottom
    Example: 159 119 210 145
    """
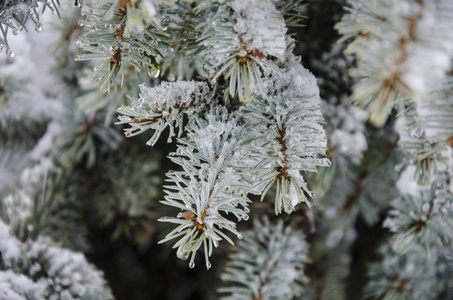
1 0 453 299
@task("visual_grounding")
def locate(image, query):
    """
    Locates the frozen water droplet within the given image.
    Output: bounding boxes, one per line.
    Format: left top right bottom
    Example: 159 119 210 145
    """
238 49 247 57
411 128 424 139
422 202 430 213
178 251 189 260
7 51 14 58
148 69 160 78
237 233 243 239
206 261 211 269
36 25 42 32
243 215 249 221
189 262 195 268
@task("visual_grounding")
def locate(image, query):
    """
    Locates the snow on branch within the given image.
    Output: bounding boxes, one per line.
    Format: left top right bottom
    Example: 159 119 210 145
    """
117 80 211 146
201 0 286 102
365 245 441 300
385 182 453 254
158 108 251 269
219 217 310 300
0 220 113 300
76 0 163 92
244 56 330 214
112 0 330 269
336 0 453 126
0 0 60 57
396 108 451 186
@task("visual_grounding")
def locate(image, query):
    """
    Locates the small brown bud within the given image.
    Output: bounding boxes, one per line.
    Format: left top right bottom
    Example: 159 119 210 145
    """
180 211 197 220
446 136 453 147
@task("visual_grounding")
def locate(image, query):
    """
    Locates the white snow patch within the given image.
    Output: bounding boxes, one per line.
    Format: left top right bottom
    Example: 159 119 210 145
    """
0 270 47 300
396 165 428 195
0 221 21 263
231 0 287 57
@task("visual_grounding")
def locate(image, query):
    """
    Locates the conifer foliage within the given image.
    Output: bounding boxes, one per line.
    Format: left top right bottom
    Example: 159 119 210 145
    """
115 0 329 269
1 0 453 299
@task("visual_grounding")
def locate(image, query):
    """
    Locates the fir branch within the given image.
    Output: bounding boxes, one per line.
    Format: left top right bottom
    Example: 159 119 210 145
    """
200 0 286 102
0 160 89 250
244 56 329 214
219 217 310 300
118 0 173 34
365 245 443 300
384 187 453 254
396 115 450 186
158 1 206 81
158 108 251 269
276 0 308 28
336 0 453 126
417 81 453 141
116 80 211 146
0 221 113 300
57 107 122 168
76 0 162 92
0 0 60 56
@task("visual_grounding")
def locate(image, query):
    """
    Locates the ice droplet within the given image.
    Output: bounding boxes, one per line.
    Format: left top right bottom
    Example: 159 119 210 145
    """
35 25 42 32
148 69 160 78
237 233 243 239
178 251 189 260
189 262 195 268
206 261 211 269
422 202 430 213
238 49 247 57
411 128 424 139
